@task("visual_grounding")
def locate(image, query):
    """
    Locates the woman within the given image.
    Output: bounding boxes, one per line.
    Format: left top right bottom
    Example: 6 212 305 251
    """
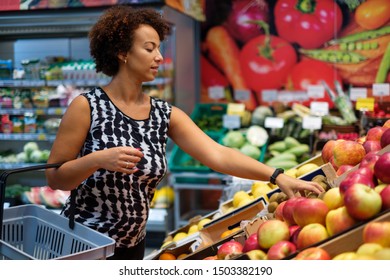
45 5 323 260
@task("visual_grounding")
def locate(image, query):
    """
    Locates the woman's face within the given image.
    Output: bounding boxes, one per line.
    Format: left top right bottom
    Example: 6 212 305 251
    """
124 24 164 82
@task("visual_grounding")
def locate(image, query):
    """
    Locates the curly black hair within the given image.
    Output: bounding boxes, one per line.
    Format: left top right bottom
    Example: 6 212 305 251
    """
89 5 171 77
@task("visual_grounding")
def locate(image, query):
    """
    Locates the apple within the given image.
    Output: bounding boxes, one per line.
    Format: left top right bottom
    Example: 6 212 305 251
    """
339 171 376 195
329 156 338 171
374 152 390 184
296 223 329 250
375 184 388 193
359 151 380 171
336 165 354 176
366 126 386 142
246 249 267 260
381 128 390 148
290 226 302 246
374 248 390 260
332 252 359 260
203 255 218 260
333 140 366 168
380 185 390 210
242 233 260 253
282 197 305 226
274 200 286 221
383 119 390 129
257 220 290 249
217 240 243 260
356 243 383 256
322 187 344 210
363 221 390 247
267 240 296 260
294 247 331 260
321 140 337 163
343 183 382 220
289 225 300 237
356 136 366 144
325 206 357 236
292 198 329 227
363 140 382 154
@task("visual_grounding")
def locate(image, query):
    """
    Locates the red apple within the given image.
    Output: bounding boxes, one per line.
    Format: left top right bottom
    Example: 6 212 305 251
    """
289 225 300 237
290 226 302 246
257 220 290 249
294 247 331 260
325 206 357 236
339 171 376 195
343 183 382 220
296 223 329 250
293 198 329 227
321 140 337 163
363 221 390 248
322 187 344 210
374 152 390 184
217 240 243 260
282 197 305 226
359 151 380 171
380 185 390 210
366 126 386 141
333 140 366 168
380 128 390 148
363 140 382 154
267 240 296 260
242 233 260 253
336 165 354 176
274 200 286 221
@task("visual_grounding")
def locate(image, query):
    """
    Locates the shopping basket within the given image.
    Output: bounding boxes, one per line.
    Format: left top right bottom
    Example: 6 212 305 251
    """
0 163 115 260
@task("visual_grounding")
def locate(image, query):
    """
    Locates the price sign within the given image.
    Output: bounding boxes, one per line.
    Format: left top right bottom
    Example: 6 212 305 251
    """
208 86 225 100
356 97 375 111
223 114 241 130
234 89 250 101
373 83 390 97
350 87 367 101
261 90 278 102
264 117 284 129
310 101 329 116
302 116 322 130
307 85 325 99
227 103 245 115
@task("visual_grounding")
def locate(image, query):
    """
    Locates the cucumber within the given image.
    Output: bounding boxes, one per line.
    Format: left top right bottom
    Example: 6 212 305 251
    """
267 160 299 170
283 144 310 157
265 153 297 165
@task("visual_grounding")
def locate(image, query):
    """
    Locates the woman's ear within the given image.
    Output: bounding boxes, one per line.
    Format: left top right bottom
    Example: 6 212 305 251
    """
118 53 127 64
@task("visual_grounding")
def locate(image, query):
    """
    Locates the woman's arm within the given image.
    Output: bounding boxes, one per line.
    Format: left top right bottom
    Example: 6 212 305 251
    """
168 106 323 197
45 95 143 191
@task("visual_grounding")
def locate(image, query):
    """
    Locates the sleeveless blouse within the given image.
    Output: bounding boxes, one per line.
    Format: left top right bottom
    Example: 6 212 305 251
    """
61 87 171 248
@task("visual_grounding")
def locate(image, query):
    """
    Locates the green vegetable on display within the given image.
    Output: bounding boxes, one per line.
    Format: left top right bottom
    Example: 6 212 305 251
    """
375 43 390 83
300 49 367 64
328 25 390 45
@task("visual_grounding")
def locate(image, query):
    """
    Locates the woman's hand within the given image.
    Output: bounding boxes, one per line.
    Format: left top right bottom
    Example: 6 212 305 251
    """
276 174 325 198
97 146 144 174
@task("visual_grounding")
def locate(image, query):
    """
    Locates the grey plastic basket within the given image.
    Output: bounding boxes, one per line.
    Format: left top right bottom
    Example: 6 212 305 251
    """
0 164 115 260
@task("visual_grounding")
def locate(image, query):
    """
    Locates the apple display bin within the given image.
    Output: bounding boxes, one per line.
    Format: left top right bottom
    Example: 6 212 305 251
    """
0 164 115 260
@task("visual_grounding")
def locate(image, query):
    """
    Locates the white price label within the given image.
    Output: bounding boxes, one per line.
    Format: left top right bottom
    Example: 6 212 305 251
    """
208 86 225 100
302 116 322 130
264 117 284 129
310 101 329 116
234 89 250 101
278 90 309 102
373 83 390 97
307 85 325 99
223 114 241 130
261 90 278 102
349 87 367 101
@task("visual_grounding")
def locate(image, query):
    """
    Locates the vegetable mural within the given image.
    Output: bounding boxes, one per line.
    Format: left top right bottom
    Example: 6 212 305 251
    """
200 0 390 109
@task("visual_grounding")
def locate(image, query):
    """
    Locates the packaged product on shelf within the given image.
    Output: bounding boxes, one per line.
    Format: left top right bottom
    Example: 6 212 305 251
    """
1 114 13 133
23 112 37 133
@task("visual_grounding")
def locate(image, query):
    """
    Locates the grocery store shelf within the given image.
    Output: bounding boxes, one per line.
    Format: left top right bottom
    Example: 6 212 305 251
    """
0 133 56 141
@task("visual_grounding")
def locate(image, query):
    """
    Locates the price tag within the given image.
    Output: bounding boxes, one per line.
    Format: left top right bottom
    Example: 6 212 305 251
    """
223 114 241 130
372 83 390 97
307 85 325 99
227 103 245 115
302 116 322 130
349 87 367 101
208 86 225 100
234 89 250 101
356 97 375 111
264 117 284 129
310 101 329 116
278 90 309 102
261 90 278 102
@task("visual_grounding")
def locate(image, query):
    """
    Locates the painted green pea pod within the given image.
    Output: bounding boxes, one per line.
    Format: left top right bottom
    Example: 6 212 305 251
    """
300 49 368 64
327 25 390 46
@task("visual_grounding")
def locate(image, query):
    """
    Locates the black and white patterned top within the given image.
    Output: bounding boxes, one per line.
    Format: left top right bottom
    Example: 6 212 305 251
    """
61 87 171 248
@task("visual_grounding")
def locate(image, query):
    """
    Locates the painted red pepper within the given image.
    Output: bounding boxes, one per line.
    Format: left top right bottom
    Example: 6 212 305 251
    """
274 0 343 49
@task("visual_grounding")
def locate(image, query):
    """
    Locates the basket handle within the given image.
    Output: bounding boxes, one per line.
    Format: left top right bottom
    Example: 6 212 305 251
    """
0 163 63 239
